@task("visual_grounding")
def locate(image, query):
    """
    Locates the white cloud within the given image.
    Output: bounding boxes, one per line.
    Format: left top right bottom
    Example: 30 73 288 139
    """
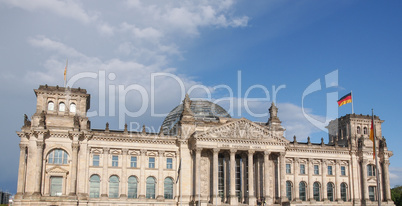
0 0 97 24
389 167 402 188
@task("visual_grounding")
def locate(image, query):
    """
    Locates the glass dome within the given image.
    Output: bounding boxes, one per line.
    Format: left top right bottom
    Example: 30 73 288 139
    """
161 100 231 133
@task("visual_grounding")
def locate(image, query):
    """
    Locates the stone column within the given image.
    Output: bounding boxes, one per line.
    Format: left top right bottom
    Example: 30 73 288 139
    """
264 151 272 204
69 143 79 195
195 148 202 203
362 159 369 202
33 141 44 196
308 159 314 202
230 149 238 205
157 150 165 200
294 158 299 201
212 149 220 205
248 150 256 205
120 149 128 198
241 153 247 203
279 152 287 203
383 159 391 201
350 151 360 203
224 153 229 203
335 160 341 201
138 149 146 199
322 160 328 201
15 144 28 198
101 147 110 198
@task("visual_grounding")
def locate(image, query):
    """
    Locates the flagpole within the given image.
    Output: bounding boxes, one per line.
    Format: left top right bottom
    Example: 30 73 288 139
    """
351 90 354 114
372 109 381 205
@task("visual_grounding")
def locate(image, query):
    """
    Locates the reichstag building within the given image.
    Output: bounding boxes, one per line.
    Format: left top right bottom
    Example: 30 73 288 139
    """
14 85 394 206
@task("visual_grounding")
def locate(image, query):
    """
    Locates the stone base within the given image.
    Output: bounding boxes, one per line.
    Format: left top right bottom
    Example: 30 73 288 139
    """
248 196 256 205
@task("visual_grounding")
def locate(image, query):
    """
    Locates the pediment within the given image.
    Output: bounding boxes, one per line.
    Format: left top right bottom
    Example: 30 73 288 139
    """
195 118 288 143
46 166 69 174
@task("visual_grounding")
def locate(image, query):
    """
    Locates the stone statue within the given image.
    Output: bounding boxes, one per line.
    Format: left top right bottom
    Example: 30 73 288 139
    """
39 110 46 127
74 114 80 128
23 114 31 127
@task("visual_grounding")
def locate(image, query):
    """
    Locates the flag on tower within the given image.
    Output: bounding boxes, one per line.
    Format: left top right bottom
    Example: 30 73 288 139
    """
369 117 375 159
337 92 352 107
64 59 68 87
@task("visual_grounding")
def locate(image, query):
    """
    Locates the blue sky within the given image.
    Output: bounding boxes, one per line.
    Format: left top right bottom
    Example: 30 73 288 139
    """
1 0 402 193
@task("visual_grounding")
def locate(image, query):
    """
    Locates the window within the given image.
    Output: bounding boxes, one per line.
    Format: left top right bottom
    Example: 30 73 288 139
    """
167 158 173 169
357 126 361 134
367 164 376 176
286 164 291 174
93 155 99 166
50 176 63 196
286 181 292 201
299 181 307 201
341 183 347 201
364 127 368 135
48 101 54 111
146 177 156 199
48 149 68 164
164 177 174 199
369 186 375 201
300 164 305 174
314 165 319 175
89 175 100 198
313 182 320 201
128 176 138 199
341 166 346 176
130 156 137 168
70 103 76 113
328 166 333 175
112 155 119 167
59 102 65 112
327 182 334 201
149 157 155 168
109 175 119 198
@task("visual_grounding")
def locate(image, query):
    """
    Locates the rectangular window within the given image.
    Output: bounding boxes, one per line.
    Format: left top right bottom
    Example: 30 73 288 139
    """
328 165 333 175
341 166 346 176
300 164 305 174
130 156 137 168
286 164 291 174
314 165 319 175
50 176 63 196
166 158 173 169
93 155 99 166
369 186 376 201
112 155 119 167
149 157 155 168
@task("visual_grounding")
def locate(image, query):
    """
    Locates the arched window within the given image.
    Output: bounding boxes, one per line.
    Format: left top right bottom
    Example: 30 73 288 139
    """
286 181 292 201
327 182 334 201
59 102 65 112
70 103 76 113
109 175 119 198
89 175 100 198
341 183 347 201
146 177 156 199
313 182 320 201
164 177 174 199
363 127 368 134
357 126 361 134
128 176 138 199
367 164 376 176
299 181 307 201
48 101 54 111
48 149 68 164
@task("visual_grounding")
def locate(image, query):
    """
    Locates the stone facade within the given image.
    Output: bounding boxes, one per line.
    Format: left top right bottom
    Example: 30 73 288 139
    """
14 85 394 206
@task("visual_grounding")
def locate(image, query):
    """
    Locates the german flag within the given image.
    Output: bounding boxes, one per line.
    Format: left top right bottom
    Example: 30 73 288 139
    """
337 93 352 107
369 118 375 159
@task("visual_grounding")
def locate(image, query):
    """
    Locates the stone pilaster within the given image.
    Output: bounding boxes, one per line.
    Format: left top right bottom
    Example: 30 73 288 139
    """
120 148 128 198
138 149 146 199
383 159 391 201
322 159 328 201
24 135 37 195
157 150 165 200
308 159 314 202
294 157 300 201
279 152 287 203
362 159 369 202
69 142 79 196
224 152 229 203
264 151 272 205
212 148 220 205
230 149 238 205
351 151 361 203
15 144 28 198
195 148 202 204
33 140 44 196
247 150 255 205
335 160 341 201
241 153 247 203
101 147 110 198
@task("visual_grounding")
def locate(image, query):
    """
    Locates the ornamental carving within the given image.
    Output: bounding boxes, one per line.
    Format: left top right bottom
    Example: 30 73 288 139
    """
200 156 210 194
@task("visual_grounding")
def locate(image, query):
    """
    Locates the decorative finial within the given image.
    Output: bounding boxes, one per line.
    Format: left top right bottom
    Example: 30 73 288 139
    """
23 114 31 128
105 122 109 131
293 135 297 143
142 125 146 134
307 136 311 145
321 137 325 146
124 123 128 133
